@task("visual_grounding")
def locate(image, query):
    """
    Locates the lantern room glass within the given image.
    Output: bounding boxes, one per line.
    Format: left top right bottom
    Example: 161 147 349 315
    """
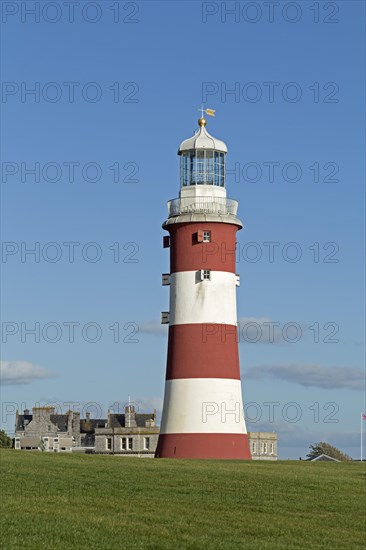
181 150 225 187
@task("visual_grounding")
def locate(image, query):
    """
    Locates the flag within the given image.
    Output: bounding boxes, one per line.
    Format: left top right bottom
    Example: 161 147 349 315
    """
204 108 216 117
362 412 366 421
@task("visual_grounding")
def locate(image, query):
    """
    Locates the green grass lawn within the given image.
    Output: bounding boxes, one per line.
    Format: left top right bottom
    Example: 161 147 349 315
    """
1 449 365 549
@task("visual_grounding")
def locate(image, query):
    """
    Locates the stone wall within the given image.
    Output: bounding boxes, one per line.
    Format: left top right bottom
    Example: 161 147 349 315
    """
248 432 278 460
95 431 159 455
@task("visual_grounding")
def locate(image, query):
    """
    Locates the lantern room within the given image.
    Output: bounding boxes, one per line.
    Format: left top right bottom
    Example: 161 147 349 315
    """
178 118 227 188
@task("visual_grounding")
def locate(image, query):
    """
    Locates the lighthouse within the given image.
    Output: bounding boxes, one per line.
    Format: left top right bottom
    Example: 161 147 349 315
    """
156 115 251 459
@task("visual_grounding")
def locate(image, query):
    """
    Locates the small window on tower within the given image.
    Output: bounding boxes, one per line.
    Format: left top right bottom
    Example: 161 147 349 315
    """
196 230 204 243
161 311 170 324
202 269 211 281
203 231 211 242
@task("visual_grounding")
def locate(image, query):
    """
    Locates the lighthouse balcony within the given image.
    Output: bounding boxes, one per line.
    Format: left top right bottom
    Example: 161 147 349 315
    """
167 197 238 217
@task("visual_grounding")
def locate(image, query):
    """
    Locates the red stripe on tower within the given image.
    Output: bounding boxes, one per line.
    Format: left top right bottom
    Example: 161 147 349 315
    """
156 115 251 460
166 323 240 380
169 222 238 273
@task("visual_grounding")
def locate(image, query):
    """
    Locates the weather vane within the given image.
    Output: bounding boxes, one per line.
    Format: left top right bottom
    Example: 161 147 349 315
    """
198 104 216 118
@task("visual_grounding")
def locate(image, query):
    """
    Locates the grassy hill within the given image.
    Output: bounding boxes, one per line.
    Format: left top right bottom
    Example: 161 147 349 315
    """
1 449 365 549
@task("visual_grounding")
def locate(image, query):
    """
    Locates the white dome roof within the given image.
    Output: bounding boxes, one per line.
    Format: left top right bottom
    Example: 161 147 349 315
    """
178 119 227 155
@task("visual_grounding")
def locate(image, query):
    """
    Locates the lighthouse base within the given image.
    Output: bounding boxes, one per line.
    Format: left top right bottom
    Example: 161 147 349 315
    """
155 433 252 460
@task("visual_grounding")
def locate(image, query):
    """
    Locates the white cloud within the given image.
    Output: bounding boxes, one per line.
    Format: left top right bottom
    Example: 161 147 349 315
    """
244 364 365 391
136 397 163 413
0 360 56 385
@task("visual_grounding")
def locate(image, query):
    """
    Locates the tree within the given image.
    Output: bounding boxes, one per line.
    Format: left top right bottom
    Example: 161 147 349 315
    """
307 441 351 461
0 429 12 448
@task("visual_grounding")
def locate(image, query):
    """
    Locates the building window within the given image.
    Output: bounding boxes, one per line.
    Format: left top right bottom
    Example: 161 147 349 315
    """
202 269 211 281
121 438 126 450
263 442 268 454
127 437 133 451
144 437 150 450
252 442 256 454
203 231 211 242
270 443 274 455
106 438 112 451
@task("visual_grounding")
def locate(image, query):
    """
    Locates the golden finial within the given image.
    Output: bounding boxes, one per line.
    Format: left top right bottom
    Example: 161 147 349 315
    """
197 104 216 127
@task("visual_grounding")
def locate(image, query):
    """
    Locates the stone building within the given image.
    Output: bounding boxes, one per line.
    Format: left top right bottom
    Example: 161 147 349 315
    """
14 405 159 456
14 406 93 451
94 405 159 457
248 432 278 461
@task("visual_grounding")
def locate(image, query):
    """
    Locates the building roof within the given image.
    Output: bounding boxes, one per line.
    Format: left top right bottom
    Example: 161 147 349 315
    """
309 453 340 462
80 419 106 433
16 413 156 432
108 414 155 428
16 414 32 431
178 119 227 154
16 414 69 432
51 415 69 431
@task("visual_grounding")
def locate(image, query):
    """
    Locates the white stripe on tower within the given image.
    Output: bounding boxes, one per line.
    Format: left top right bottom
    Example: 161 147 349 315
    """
159 378 246 434
169 271 237 326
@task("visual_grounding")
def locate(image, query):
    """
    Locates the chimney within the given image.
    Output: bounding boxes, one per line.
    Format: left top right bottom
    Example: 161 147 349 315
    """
24 409 30 416
32 406 54 423
86 412 91 421
125 405 137 428
107 410 113 429
67 410 73 434
72 411 80 432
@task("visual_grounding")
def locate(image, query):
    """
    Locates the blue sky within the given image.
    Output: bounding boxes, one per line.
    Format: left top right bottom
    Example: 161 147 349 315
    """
1 0 365 459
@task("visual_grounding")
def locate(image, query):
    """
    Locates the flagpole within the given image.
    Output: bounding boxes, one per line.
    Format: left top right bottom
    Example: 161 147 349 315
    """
361 412 363 463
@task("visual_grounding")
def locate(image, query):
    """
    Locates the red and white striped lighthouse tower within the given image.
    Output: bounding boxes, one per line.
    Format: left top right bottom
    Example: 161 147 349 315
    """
155 115 251 459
